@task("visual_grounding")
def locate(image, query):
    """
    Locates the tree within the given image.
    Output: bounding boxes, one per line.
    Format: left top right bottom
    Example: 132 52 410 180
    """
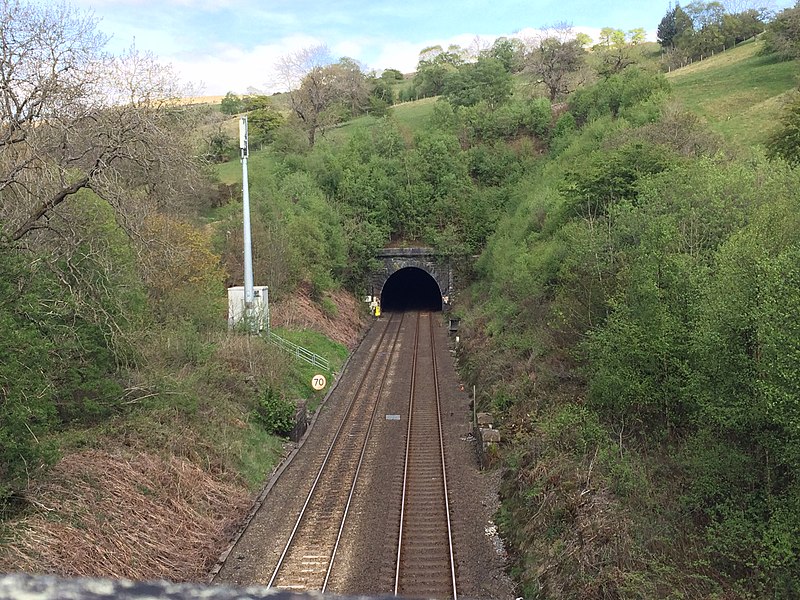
244 96 284 146
277 45 334 147
0 0 212 372
721 10 764 46
484 37 526 73
443 57 513 108
220 91 243 114
0 1 201 245
658 3 693 49
575 32 593 48
594 27 647 76
685 1 726 30
380 68 404 82
327 57 370 117
762 4 800 60
277 47 370 146
767 93 800 165
370 75 395 104
525 24 588 101
412 45 464 98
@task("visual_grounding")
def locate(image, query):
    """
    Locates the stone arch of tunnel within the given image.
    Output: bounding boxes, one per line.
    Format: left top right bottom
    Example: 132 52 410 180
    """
380 266 443 312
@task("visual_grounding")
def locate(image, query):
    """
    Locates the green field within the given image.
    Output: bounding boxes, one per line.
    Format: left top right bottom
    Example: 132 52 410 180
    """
668 39 798 148
324 96 438 143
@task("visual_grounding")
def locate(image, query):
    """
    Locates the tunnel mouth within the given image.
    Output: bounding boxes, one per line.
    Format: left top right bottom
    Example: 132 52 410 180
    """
380 267 443 312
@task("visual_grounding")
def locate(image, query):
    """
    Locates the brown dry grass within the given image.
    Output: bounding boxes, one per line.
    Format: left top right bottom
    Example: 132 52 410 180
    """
271 285 365 350
0 449 249 582
0 288 363 581
181 95 225 106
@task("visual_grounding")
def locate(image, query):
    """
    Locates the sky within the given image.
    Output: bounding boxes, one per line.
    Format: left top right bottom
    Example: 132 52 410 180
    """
73 0 796 96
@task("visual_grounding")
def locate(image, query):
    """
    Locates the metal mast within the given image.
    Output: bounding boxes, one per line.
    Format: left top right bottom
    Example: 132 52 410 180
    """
239 116 255 331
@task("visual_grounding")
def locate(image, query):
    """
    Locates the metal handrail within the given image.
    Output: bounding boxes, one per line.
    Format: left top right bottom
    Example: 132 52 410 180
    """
266 330 331 371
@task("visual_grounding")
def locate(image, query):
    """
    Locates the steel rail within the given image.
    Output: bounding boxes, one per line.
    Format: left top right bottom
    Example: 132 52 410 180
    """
393 312 458 599
393 312 419 596
267 312 403 591
321 311 405 592
429 312 458 599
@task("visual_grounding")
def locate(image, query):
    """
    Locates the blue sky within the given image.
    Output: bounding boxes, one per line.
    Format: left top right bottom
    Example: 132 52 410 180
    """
73 0 795 96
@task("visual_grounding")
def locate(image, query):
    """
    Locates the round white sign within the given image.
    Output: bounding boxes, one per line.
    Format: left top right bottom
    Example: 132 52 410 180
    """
311 374 327 391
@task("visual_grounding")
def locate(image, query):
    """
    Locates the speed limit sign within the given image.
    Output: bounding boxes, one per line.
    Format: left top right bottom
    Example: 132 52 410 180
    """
311 374 327 391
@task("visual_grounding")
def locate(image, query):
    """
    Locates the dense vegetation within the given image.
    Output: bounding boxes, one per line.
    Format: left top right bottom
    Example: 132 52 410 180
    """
2 0 800 595
0 0 347 541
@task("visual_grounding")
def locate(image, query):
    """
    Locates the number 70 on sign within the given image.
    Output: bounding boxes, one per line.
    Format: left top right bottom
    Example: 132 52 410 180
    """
311 374 327 391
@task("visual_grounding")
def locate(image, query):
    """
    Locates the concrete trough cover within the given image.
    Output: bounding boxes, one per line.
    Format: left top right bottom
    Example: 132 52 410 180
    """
385 414 401 420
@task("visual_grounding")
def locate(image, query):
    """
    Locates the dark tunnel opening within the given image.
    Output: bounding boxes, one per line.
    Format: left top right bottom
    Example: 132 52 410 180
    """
380 267 443 312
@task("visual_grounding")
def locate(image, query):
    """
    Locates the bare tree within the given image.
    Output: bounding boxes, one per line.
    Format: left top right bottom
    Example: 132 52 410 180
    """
0 1 203 245
0 0 213 350
276 45 333 147
276 46 370 147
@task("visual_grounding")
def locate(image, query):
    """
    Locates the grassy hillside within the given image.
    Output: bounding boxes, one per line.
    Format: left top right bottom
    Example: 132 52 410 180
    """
668 38 798 148
332 39 798 151
324 96 437 143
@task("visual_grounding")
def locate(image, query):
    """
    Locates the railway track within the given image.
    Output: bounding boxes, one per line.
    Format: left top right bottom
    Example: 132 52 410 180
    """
267 312 404 593
394 311 458 599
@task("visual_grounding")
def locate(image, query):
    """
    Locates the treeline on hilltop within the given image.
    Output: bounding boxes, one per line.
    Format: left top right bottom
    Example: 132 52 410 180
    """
209 2 800 161
659 1 800 66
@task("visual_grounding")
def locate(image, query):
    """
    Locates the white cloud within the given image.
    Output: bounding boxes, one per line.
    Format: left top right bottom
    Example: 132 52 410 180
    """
369 40 425 74
332 40 365 62
169 34 323 95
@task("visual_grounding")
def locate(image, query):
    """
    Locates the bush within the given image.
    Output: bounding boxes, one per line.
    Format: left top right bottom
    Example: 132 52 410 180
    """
767 93 800 166
569 67 670 124
540 403 605 457
253 387 296 437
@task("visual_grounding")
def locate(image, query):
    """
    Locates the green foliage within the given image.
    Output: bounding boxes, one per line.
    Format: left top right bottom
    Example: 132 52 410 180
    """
272 123 311 155
592 27 649 76
368 75 395 107
658 5 693 49
380 68 404 82
483 37 526 73
467 143 521 186
569 67 670 124
411 45 463 99
204 131 236 163
550 112 577 151
253 387 296 437
442 57 512 108
246 97 285 146
277 171 346 289
220 91 243 115
762 4 800 60
560 141 677 220
0 250 59 505
540 404 604 456
768 93 800 165
456 53 800 594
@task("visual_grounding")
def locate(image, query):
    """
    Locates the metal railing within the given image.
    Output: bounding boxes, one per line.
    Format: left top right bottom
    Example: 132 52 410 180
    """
267 330 330 372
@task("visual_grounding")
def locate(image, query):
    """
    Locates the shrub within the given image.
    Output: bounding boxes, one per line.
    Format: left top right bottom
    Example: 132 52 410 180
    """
253 387 296 437
569 67 670 124
767 93 800 166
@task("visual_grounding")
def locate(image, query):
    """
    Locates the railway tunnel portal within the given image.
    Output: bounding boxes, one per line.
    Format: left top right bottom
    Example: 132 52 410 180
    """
369 248 452 313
